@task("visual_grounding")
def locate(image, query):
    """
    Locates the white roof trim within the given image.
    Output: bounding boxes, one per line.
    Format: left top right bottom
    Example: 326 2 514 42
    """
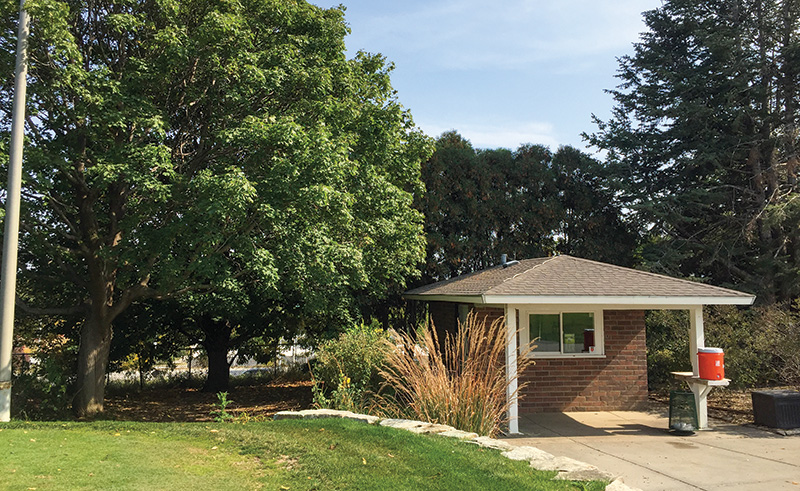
483 295 755 306
405 293 755 307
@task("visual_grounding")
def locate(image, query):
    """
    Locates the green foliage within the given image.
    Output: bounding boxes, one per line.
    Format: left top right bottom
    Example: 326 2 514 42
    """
588 0 800 302
645 310 691 389
11 333 77 420
377 313 534 437
419 131 636 281
312 370 362 413
1 0 430 414
210 392 235 423
109 300 187 389
311 320 390 411
647 305 800 390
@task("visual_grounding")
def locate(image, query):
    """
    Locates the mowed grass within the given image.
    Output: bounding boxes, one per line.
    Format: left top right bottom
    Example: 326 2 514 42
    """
0 419 606 491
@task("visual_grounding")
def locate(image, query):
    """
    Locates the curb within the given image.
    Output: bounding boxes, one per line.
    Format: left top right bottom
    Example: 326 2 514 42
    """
274 409 640 491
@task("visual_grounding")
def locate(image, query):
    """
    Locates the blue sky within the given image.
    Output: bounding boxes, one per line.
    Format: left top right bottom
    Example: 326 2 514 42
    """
317 0 662 152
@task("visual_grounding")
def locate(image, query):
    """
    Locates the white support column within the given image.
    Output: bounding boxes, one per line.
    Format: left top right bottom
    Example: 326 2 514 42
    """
689 307 705 377
505 305 520 434
689 307 708 429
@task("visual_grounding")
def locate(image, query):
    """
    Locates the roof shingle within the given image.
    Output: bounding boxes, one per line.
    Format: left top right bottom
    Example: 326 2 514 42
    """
405 255 754 301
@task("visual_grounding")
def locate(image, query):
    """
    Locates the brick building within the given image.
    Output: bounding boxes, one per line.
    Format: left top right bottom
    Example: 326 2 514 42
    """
405 255 755 433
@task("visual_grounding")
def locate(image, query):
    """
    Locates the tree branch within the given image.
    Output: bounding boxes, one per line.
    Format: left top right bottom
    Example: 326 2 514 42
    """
15 297 87 317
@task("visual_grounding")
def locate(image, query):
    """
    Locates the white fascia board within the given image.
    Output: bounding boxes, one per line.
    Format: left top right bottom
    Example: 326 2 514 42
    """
482 295 756 307
403 294 484 304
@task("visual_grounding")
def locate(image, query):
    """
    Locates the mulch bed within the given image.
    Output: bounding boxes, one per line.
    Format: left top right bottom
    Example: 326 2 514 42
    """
103 380 313 422
103 380 792 426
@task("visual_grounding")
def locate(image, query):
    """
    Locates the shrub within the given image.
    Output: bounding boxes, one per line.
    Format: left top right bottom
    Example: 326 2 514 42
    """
11 334 76 420
646 304 800 390
377 312 534 437
645 310 690 390
311 320 391 412
704 305 777 388
742 302 800 386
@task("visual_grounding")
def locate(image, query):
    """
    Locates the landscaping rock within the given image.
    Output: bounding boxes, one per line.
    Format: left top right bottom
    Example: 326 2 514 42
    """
501 446 555 462
297 409 348 420
439 429 479 440
272 409 379 424
380 418 454 434
380 418 424 430
533 456 615 482
605 478 642 491
472 436 513 451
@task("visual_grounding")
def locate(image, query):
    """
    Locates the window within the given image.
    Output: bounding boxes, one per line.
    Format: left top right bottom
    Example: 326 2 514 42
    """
522 309 603 357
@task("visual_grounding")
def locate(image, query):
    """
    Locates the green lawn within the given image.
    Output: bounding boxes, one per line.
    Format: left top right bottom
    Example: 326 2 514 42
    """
0 419 606 490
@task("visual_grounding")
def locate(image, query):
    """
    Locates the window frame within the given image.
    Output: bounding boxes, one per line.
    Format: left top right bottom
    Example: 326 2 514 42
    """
520 306 605 359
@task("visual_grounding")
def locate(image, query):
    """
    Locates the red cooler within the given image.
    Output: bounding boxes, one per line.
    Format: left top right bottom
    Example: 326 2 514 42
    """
698 347 724 380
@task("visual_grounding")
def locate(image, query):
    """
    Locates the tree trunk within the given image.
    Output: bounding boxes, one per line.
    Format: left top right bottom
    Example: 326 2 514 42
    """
74 309 113 417
201 317 232 393
138 353 145 390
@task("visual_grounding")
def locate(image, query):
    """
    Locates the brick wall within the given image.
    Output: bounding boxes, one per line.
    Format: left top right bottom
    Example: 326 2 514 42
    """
472 305 505 326
428 301 457 343
518 310 648 412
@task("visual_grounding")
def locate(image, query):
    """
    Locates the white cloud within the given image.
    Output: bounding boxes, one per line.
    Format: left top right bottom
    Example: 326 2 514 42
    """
342 0 660 71
420 121 559 150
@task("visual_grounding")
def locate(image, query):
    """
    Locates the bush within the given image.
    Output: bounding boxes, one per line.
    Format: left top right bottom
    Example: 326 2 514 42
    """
645 310 690 390
11 334 76 420
376 312 534 437
704 305 777 388
646 304 800 390
311 320 391 412
743 303 800 386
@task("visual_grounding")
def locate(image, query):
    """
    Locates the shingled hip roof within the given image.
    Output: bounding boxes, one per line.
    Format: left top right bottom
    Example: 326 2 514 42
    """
404 255 755 306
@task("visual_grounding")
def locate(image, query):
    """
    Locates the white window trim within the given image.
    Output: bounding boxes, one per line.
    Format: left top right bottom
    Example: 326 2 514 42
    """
519 306 605 359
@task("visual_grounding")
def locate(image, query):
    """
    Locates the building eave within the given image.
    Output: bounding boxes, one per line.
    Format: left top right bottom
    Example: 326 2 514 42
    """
404 293 756 307
403 294 485 304
482 294 755 306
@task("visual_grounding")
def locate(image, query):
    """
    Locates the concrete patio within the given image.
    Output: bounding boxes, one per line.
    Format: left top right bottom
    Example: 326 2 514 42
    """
500 409 800 490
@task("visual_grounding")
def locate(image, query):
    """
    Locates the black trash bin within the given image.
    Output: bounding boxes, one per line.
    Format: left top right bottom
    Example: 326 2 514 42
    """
752 390 800 429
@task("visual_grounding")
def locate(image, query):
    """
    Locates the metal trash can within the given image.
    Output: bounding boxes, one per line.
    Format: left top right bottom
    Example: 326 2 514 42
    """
669 390 697 432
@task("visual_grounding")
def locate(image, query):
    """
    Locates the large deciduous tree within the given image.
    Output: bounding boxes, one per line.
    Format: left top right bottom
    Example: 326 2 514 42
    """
587 0 800 301
0 0 429 416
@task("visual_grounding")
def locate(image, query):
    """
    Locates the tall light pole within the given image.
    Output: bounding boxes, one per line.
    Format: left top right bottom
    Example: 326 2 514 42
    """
0 0 30 423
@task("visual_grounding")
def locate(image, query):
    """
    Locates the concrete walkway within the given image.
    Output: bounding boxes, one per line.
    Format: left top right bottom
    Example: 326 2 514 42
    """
500 410 800 490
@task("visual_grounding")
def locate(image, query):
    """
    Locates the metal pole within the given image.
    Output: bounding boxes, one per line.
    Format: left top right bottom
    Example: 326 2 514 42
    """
0 0 30 422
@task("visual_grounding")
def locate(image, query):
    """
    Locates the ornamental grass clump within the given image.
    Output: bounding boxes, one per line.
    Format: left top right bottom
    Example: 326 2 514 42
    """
378 312 534 437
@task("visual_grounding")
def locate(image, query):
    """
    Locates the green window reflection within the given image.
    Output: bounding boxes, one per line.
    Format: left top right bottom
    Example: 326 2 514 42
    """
530 312 596 354
530 314 560 352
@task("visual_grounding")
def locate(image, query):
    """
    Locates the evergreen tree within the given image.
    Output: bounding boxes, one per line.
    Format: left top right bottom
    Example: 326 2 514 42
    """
418 132 636 281
587 0 800 301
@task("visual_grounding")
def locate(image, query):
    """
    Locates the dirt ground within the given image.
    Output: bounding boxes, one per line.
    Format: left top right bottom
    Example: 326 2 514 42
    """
102 378 778 426
104 380 313 422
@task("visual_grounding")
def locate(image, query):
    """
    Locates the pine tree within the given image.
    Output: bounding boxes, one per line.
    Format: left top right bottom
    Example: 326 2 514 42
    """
588 0 800 301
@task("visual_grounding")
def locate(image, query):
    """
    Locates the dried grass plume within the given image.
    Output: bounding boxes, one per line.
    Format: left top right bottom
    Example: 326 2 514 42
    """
376 311 535 436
